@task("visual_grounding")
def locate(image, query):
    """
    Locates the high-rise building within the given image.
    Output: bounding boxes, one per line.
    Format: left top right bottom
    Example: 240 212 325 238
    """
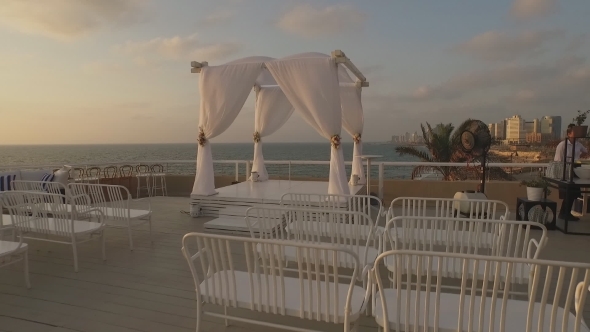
496 120 506 139
488 123 496 136
506 115 525 143
540 116 562 140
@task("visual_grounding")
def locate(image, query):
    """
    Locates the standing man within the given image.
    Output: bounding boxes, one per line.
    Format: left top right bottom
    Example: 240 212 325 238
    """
554 124 589 221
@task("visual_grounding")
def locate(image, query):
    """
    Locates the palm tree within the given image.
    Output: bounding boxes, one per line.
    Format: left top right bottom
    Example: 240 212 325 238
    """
396 120 511 181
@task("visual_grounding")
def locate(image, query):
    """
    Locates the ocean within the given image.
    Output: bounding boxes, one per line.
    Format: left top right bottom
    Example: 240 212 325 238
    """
0 143 422 178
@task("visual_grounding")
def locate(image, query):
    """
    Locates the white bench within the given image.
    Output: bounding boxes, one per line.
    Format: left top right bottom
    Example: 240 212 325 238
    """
1 191 106 272
182 232 370 332
372 250 590 332
384 216 547 285
387 196 510 221
68 183 152 251
246 206 380 272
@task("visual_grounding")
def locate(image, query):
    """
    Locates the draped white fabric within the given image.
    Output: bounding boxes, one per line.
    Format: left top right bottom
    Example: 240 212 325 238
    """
266 57 350 195
191 62 263 196
251 86 294 181
340 83 365 184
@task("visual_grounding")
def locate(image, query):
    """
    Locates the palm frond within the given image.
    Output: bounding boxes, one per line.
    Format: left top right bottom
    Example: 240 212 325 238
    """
395 146 435 163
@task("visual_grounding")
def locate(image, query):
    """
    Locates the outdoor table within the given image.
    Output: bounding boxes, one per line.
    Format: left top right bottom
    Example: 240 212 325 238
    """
543 176 590 235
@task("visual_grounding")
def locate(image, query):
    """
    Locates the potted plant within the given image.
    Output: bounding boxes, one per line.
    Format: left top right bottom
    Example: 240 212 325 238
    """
520 178 551 201
572 110 590 138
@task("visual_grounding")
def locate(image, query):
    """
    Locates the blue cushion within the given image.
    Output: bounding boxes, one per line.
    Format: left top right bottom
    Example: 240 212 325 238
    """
0 174 17 192
41 173 55 192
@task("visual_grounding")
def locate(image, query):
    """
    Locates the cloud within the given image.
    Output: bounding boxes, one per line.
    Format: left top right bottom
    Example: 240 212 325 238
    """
277 4 366 38
199 10 235 26
115 33 242 62
454 29 563 61
397 55 586 102
510 0 557 20
0 0 149 41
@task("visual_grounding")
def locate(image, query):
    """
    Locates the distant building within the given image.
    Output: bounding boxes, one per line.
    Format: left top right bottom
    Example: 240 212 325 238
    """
526 132 542 143
540 116 562 141
506 115 525 143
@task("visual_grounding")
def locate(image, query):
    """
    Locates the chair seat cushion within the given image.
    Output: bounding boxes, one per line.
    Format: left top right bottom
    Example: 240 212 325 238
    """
19 217 104 236
200 270 367 321
374 288 589 332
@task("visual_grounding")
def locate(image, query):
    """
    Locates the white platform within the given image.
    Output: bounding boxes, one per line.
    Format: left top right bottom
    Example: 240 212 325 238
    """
193 180 364 234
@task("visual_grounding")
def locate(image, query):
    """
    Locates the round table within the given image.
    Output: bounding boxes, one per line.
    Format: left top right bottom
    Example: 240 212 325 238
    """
359 155 382 196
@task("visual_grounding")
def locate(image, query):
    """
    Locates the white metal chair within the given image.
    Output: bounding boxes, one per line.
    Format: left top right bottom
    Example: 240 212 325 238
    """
372 250 590 332
150 164 167 197
0 200 30 288
12 180 68 196
0 191 106 272
135 165 151 198
387 196 510 221
182 232 370 332
69 183 152 251
281 192 383 223
246 206 380 273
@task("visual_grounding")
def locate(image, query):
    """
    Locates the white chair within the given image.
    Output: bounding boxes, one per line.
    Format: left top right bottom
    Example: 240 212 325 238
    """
246 206 380 273
0 191 106 272
372 250 590 332
150 164 167 197
69 183 152 251
182 232 370 332
135 165 152 198
12 180 68 196
0 200 30 288
281 192 383 222
387 196 510 221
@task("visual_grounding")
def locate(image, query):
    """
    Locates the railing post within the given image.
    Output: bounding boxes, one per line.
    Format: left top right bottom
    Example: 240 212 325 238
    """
289 161 291 181
235 162 239 182
378 163 384 200
245 161 251 181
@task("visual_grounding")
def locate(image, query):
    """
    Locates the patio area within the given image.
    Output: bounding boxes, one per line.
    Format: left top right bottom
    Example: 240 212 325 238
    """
1 196 589 332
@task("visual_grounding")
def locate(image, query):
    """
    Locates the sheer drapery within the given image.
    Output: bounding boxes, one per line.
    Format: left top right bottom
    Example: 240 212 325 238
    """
266 57 350 195
251 86 294 181
191 62 263 196
340 83 365 184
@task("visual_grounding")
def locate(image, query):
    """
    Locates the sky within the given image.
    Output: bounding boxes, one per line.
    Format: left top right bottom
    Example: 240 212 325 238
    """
0 0 589 144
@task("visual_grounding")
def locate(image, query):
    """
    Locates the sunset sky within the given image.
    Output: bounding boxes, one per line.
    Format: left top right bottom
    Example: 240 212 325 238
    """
1 0 589 144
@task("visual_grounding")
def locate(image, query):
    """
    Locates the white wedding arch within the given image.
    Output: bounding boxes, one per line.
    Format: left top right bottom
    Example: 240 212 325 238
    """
190 50 368 197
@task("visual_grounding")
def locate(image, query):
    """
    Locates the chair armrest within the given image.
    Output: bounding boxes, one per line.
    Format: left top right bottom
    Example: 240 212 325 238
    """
131 197 152 212
527 238 543 259
575 282 590 316
84 208 106 224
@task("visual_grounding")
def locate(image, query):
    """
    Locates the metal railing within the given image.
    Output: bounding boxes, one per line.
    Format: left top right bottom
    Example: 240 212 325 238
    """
1 159 549 199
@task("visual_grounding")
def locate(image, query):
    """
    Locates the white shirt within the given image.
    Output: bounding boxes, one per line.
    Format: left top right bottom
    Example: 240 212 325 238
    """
554 140 588 161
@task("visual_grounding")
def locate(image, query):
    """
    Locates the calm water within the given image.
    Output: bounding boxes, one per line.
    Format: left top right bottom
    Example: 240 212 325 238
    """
0 143 422 178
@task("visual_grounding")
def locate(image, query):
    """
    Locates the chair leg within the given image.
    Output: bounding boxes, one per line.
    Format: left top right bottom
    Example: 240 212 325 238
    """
72 240 79 272
196 300 202 332
149 216 153 244
224 306 230 327
24 250 31 289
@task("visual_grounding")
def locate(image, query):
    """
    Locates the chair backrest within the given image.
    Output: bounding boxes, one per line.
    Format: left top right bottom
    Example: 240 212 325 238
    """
281 193 383 222
136 164 150 174
0 191 82 237
385 216 547 257
387 197 510 220
103 166 118 179
86 167 101 179
68 183 130 220
182 232 365 324
373 250 590 332
72 167 86 180
246 206 375 268
12 180 67 196
151 164 164 174
119 165 133 178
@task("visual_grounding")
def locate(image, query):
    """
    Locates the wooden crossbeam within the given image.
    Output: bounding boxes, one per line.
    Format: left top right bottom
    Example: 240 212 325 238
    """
190 61 208 73
331 50 368 86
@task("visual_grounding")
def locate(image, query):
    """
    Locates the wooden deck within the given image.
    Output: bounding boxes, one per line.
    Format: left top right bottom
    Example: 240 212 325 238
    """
0 197 589 331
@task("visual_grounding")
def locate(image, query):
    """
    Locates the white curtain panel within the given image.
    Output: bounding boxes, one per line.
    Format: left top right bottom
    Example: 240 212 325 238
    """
191 62 263 196
340 83 366 184
251 86 294 181
266 57 350 195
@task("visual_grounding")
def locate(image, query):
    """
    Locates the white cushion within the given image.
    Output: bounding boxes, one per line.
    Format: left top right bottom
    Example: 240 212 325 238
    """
53 166 71 187
200 270 367 321
19 169 52 182
374 288 590 332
